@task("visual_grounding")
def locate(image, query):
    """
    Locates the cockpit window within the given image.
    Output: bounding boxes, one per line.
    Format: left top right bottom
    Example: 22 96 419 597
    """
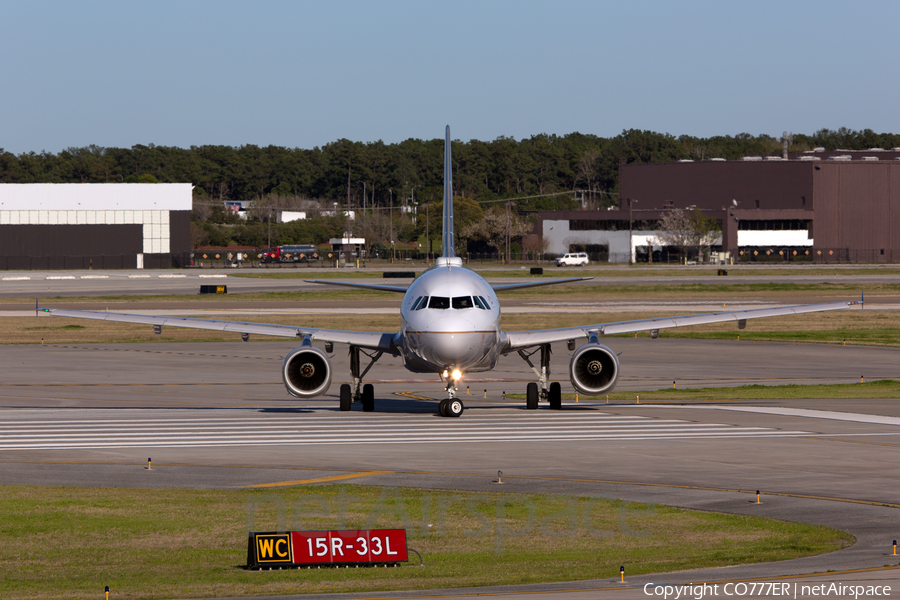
473 295 487 310
428 296 450 309
478 295 491 309
452 296 473 309
411 296 427 310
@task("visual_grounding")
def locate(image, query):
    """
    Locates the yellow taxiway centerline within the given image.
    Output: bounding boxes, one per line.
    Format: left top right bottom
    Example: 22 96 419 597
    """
246 470 395 488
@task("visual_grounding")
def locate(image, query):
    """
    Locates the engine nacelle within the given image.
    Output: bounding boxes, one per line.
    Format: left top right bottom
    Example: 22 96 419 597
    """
569 343 619 395
282 346 332 398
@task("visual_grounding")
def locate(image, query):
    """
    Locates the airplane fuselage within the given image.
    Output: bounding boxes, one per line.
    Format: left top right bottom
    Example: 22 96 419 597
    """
398 259 505 374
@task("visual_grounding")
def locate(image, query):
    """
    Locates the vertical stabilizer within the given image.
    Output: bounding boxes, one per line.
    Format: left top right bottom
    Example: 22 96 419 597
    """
442 125 454 258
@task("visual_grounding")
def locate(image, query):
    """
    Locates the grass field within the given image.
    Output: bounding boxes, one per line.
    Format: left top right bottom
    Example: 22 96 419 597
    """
0 484 852 600
5 309 896 347
3 277 896 306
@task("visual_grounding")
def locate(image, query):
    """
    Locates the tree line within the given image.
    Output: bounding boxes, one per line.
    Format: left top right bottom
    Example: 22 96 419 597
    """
2 127 897 211
3 127 897 252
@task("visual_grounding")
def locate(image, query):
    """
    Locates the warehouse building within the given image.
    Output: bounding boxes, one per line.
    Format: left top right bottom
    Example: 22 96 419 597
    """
0 183 192 269
535 149 900 263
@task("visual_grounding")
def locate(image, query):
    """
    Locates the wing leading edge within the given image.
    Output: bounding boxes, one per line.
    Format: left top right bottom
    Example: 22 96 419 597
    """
303 276 593 293
503 300 861 351
41 308 397 353
303 280 409 293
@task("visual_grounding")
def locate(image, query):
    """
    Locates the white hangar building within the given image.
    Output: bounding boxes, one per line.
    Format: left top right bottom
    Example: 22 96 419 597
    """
0 183 192 269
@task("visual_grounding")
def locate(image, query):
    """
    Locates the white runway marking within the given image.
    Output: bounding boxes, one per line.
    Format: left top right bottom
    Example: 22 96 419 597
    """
691 406 900 426
0 413 810 450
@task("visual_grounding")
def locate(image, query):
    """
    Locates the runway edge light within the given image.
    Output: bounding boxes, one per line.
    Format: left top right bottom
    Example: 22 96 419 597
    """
620 566 624 582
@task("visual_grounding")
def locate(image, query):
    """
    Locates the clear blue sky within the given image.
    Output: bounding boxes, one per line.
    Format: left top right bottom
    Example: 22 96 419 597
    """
1 0 897 154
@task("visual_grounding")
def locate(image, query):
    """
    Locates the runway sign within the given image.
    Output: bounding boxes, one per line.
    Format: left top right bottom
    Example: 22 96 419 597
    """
199 285 227 294
247 529 407 568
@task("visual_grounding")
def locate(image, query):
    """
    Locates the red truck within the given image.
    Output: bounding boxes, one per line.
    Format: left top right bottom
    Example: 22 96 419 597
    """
261 245 319 264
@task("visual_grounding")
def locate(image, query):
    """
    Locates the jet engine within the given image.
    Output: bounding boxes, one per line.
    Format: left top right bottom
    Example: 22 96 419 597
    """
569 343 619 395
282 346 332 398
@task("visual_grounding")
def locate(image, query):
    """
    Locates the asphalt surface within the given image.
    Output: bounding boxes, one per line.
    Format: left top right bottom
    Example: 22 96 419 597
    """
2 267 900 599
1 264 900 300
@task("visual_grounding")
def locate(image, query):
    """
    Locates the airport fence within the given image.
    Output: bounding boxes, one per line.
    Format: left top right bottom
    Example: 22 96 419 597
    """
0 252 193 270
4 248 900 271
735 248 900 264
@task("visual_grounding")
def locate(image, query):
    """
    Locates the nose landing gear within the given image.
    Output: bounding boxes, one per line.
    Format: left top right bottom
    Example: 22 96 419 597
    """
438 369 464 417
439 397 464 417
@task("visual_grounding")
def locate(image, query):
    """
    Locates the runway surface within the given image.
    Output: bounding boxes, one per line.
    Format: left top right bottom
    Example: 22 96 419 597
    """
0 411 817 452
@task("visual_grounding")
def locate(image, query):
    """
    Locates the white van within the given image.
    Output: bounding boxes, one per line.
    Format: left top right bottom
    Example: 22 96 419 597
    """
556 252 589 266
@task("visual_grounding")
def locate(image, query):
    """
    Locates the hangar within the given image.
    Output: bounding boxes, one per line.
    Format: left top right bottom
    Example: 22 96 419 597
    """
535 149 900 263
0 183 192 270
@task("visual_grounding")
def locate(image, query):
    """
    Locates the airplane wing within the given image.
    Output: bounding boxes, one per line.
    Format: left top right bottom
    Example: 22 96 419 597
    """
40 308 398 353
491 277 592 292
503 300 861 351
304 280 409 293
304 277 593 293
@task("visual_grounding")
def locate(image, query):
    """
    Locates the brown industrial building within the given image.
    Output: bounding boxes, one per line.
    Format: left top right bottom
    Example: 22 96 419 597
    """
535 150 900 263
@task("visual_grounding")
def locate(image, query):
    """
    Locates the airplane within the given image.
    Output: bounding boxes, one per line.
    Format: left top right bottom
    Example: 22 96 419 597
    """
41 126 861 417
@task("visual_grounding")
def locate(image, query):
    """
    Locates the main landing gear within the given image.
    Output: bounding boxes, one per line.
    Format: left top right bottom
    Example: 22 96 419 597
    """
518 345 562 410
339 346 382 412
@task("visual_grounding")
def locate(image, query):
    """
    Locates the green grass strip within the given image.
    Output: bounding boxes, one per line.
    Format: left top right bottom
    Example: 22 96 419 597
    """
617 328 900 347
0 484 850 600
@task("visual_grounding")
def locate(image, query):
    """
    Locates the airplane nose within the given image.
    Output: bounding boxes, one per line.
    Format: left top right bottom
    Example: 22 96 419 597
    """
425 316 490 367
430 315 476 333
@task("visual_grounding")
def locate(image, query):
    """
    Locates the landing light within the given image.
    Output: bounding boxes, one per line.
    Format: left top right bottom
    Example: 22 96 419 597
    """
451 369 463 381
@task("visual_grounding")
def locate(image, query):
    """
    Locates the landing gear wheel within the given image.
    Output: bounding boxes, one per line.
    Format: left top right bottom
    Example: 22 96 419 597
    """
548 382 562 410
438 399 448 417
362 384 375 412
526 382 538 410
446 398 464 417
339 384 352 412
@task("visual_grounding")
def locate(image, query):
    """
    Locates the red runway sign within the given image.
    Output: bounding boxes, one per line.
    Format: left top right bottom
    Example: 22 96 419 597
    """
248 529 407 568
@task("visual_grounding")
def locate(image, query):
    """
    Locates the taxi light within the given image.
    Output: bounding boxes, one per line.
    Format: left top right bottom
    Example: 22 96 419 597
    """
451 369 462 381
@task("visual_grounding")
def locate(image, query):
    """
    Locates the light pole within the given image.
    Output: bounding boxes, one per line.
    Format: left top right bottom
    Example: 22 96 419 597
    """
628 199 638 264
505 201 514 264
357 181 366 215
389 190 394 264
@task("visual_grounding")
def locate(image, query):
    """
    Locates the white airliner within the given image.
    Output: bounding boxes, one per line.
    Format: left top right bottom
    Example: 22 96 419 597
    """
42 127 861 417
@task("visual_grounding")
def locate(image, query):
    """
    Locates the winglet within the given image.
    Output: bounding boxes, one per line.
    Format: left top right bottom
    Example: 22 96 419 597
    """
442 125 454 258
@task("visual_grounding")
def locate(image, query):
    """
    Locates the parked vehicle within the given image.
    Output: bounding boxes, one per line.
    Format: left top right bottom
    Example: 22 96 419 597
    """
555 252 589 266
261 245 319 264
